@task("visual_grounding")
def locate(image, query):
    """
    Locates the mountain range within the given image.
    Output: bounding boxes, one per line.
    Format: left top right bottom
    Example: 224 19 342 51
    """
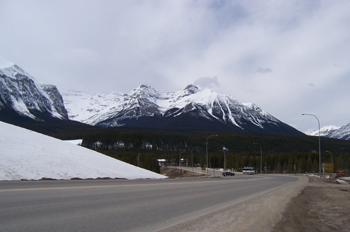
62 85 302 134
308 124 350 140
1 56 349 138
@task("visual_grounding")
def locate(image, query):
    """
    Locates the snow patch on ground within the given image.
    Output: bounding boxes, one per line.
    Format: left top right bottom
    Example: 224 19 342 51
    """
336 179 349 185
0 122 166 181
64 139 83 146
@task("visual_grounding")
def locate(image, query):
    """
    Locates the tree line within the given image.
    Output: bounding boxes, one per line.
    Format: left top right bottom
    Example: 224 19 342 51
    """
81 130 350 174
3 115 348 174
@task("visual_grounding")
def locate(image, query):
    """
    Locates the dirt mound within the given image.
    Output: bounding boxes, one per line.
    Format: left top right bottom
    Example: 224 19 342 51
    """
160 167 205 178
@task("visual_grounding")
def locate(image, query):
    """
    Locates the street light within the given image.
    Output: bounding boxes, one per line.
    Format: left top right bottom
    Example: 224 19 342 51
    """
326 150 333 164
253 143 262 174
191 148 195 173
220 147 227 171
302 113 321 178
179 151 184 173
137 153 141 167
206 134 218 178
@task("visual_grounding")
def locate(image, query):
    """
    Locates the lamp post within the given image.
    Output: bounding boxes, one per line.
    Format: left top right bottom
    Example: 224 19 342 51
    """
220 147 227 171
253 143 262 174
137 153 141 167
302 113 321 178
326 150 333 164
206 134 218 178
179 151 184 173
191 148 195 173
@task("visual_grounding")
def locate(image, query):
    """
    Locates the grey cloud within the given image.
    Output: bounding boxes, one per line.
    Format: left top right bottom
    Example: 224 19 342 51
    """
194 76 220 88
1 0 350 133
209 2 249 29
257 67 272 74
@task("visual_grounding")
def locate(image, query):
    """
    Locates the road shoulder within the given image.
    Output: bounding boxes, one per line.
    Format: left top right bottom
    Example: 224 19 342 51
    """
272 176 350 232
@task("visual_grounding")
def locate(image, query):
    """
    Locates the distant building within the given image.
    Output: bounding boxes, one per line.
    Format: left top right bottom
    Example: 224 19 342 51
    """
143 142 153 149
157 159 167 166
113 141 125 149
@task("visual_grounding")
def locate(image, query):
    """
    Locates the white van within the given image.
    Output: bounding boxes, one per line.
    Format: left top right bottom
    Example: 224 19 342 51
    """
243 167 256 175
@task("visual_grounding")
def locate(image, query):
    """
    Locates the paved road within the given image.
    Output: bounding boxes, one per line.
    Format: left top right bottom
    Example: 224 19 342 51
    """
0 175 298 232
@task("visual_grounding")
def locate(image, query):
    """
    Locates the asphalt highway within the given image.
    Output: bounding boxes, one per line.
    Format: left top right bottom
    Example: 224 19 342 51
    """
0 174 298 232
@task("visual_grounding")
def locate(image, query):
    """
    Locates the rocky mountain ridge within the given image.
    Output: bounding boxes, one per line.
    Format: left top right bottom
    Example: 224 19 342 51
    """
63 84 303 134
0 56 307 135
0 57 68 121
308 124 350 140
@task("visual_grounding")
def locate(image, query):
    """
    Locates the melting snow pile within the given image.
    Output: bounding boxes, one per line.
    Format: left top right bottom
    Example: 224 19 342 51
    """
0 121 166 180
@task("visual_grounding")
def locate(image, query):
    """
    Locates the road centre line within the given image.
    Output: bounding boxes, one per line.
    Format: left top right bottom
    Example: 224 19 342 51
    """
0 178 257 193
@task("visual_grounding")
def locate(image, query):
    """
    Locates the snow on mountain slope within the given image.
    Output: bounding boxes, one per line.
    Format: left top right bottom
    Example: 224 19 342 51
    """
63 84 301 134
0 56 300 134
307 125 340 137
307 123 350 140
0 121 166 180
328 123 350 140
62 89 124 124
0 56 33 79
0 56 68 120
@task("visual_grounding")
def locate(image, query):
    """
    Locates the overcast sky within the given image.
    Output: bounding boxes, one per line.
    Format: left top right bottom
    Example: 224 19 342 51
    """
1 0 349 133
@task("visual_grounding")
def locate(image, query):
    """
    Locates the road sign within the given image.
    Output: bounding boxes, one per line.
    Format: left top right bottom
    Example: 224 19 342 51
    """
336 169 346 176
322 163 334 172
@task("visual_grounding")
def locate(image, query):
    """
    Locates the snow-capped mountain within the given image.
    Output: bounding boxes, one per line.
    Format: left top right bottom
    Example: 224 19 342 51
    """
0 56 68 121
62 89 124 124
328 123 350 140
0 56 302 135
308 125 340 137
308 124 350 140
63 84 302 134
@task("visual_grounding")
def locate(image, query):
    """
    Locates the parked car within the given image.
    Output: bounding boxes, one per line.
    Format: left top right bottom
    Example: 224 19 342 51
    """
222 171 235 176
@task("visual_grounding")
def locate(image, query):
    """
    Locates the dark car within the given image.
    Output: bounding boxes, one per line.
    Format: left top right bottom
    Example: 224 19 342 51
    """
222 171 235 176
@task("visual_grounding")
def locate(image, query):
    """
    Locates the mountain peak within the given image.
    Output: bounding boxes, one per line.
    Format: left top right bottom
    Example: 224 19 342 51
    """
184 84 200 94
0 58 68 121
0 56 36 81
134 84 156 93
129 84 158 100
139 84 152 89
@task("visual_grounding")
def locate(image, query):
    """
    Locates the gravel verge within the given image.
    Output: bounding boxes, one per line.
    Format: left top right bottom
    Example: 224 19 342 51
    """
272 176 350 232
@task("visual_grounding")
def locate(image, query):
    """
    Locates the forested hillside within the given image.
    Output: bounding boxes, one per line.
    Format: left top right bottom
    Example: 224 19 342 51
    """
81 130 350 174
2 116 349 174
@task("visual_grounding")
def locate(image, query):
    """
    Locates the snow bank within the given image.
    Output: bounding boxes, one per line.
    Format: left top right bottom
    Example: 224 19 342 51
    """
64 139 83 145
336 179 348 185
308 174 320 178
0 122 166 180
